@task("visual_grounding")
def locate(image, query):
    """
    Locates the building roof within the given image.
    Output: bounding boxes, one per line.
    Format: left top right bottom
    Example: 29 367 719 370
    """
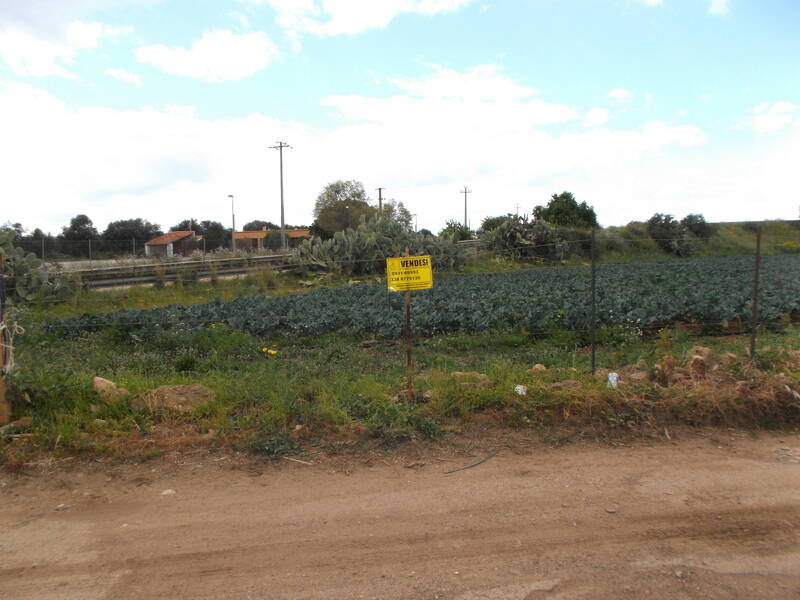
145 231 195 246
234 230 268 240
233 228 311 240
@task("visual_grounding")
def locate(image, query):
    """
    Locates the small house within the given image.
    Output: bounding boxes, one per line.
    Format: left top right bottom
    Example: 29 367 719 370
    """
144 231 200 257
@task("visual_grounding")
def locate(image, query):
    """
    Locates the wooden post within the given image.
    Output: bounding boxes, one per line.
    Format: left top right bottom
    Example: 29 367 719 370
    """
749 227 762 359
405 290 414 401
590 228 597 376
403 247 415 401
0 255 9 424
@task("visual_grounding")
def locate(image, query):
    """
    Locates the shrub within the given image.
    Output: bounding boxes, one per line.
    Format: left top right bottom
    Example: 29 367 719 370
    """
291 217 465 276
482 216 567 261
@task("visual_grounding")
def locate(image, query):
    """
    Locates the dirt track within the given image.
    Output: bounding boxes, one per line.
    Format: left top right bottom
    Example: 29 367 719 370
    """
2 432 799 599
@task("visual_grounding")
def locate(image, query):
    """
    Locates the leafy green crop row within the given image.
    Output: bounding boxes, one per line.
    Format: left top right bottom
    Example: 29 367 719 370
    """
47 254 800 339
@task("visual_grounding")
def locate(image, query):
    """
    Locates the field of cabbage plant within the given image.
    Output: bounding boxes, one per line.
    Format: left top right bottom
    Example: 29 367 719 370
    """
48 254 800 339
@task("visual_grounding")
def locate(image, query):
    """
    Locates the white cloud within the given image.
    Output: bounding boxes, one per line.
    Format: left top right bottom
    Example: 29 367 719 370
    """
135 30 278 82
608 88 633 102
260 0 472 40
634 0 664 6
0 27 77 79
708 0 730 15
750 101 797 133
0 20 132 79
583 108 610 128
106 67 142 87
390 64 536 101
0 68 743 238
64 20 132 48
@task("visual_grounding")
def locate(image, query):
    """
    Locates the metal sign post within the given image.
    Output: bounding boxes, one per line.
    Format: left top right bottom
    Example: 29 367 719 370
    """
386 252 434 401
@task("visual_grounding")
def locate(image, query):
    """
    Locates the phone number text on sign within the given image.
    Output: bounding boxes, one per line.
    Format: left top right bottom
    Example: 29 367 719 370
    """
386 255 434 292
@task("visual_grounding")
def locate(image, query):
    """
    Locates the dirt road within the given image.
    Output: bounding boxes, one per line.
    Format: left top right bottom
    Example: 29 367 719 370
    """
2 433 799 599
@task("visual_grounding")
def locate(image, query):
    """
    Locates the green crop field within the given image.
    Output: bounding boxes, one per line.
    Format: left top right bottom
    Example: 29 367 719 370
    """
47 254 800 339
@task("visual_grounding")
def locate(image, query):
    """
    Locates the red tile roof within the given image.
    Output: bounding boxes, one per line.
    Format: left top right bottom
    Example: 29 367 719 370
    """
286 228 311 238
234 230 268 240
145 231 195 246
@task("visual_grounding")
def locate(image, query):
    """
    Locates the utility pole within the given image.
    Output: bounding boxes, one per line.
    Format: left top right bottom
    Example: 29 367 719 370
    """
228 194 236 252
461 186 472 227
514 203 520 217
270 141 291 250
376 187 385 214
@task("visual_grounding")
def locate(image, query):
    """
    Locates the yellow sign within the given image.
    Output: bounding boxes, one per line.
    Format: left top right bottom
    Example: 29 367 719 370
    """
386 255 433 292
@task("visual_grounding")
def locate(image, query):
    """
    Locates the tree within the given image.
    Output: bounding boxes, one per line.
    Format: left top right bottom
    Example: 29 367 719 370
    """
680 214 714 241
313 180 377 235
102 218 162 243
480 215 512 233
170 219 203 234
533 192 598 229
243 220 279 231
438 220 473 241
379 200 413 230
646 213 694 257
1 222 24 240
61 214 99 241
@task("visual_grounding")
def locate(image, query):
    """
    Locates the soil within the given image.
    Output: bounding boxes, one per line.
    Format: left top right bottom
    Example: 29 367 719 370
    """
1 431 799 599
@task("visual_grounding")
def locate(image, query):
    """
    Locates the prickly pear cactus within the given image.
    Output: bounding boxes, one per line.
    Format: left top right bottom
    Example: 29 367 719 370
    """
0 230 70 303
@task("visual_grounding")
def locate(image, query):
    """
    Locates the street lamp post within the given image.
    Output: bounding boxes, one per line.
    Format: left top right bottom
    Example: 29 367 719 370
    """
229 194 235 252
413 214 418 231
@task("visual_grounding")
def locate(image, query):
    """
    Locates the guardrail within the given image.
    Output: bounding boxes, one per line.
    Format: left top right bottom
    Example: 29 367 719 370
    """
62 239 485 288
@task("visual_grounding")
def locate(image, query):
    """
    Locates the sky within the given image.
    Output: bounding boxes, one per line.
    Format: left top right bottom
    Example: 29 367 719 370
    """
1 0 799 235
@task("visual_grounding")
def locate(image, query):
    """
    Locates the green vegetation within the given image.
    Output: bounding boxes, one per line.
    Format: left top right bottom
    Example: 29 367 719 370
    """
44 254 800 340
0 230 71 303
5 313 800 462
292 217 465 276
533 191 598 229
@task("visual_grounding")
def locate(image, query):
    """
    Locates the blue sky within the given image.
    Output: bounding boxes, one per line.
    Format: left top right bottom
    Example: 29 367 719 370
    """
1 0 798 234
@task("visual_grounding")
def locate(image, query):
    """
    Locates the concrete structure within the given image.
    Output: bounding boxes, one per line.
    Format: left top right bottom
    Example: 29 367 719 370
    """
233 227 311 251
144 231 200 257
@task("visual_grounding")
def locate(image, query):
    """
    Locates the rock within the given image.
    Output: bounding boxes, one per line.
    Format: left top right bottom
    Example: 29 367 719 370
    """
686 346 713 361
605 507 618 514
458 379 493 390
160 489 176 496
689 355 708 377
550 380 581 390
92 377 130 404
54 503 71 511
0 417 33 436
452 371 488 380
783 385 800 402
132 384 216 414
359 339 378 348
593 368 610 382
654 355 677 385
11 416 32 429
420 389 434 402
529 364 547 373
627 370 650 384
